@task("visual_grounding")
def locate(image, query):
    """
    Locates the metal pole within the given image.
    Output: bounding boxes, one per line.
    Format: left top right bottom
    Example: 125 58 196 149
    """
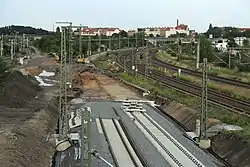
124 55 126 72
0 35 3 57
79 27 82 58
127 36 129 48
81 107 91 167
200 58 208 140
109 35 111 51
99 31 101 54
196 40 200 69
118 33 121 50
59 27 67 139
228 48 231 69
135 33 138 48
88 32 91 56
14 33 16 55
68 23 73 85
10 39 14 60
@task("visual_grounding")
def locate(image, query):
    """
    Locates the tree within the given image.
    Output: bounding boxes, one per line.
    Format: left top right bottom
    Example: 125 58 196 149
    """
148 34 154 37
156 34 160 37
199 36 215 62
227 37 238 47
119 30 128 37
243 39 249 47
56 27 60 33
209 23 213 31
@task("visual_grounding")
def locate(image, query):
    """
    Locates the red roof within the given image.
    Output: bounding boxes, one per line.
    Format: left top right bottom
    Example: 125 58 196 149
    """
82 28 120 33
176 24 188 30
239 28 250 32
160 27 170 31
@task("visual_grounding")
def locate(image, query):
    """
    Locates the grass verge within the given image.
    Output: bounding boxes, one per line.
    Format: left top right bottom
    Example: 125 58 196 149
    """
154 66 250 101
156 50 250 83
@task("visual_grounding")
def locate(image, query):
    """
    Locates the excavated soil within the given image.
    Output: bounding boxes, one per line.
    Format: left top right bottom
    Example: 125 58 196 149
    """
0 71 42 107
0 70 58 167
161 100 250 166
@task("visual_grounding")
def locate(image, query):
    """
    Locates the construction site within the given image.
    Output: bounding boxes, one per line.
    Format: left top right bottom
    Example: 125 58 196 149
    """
1 22 250 167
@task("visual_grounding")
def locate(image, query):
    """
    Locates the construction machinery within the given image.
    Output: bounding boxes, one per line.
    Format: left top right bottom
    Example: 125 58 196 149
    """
76 55 89 64
76 55 84 63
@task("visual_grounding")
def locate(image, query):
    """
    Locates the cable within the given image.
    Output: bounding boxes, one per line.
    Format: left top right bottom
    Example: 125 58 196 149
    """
91 149 114 167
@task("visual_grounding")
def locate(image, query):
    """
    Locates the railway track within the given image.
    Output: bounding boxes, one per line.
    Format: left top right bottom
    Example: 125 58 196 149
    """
126 111 208 167
116 51 250 116
99 117 147 167
152 51 250 89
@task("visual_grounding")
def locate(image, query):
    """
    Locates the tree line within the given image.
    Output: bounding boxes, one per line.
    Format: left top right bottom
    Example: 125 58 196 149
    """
33 31 146 56
205 24 250 38
0 25 52 35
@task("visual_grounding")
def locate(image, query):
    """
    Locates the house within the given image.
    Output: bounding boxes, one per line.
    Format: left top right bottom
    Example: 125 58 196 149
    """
234 37 247 46
144 27 161 37
138 24 190 38
164 24 189 37
239 28 250 32
127 30 137 36
81 28 120 36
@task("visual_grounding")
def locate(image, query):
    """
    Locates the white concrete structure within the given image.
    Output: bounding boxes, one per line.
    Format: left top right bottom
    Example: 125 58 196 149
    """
234 37 247 47
82 28 120 36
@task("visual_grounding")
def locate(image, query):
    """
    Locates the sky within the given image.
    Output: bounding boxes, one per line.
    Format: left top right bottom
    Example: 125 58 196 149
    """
1 0 250 32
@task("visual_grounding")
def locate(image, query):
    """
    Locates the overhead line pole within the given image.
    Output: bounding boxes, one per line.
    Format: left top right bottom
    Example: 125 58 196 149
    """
196 39 200 69
79 27 82 58
0 35 3 57
200 58 208 140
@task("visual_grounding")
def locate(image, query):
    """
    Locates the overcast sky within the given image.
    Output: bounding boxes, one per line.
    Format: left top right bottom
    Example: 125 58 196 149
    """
1 0 250 32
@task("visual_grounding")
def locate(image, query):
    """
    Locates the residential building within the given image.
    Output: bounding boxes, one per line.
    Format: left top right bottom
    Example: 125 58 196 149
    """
138 24 190 38
234 37 247 46
239 28 250 32
81 28 120 36
127 30 137 36
164 24 189 37
144 28 161 37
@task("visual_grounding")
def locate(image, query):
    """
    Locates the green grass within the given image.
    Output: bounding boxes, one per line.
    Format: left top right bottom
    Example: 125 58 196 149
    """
157 50 250 83
154 65 250 100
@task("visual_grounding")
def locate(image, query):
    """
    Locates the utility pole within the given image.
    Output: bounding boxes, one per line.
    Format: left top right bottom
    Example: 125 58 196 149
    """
127 36 130 48
59 27 68 139
135 33 138 48
141 33 144 47
22 34 25 51
118 33 121 51
0 35 3 57
109 35 111 51
79 27 82 58
87 32 91 56
98 31 101 55
200 58 208 140
68 23 73 85
14 32 17 55
228 47 231 69
81 107 91 167
196 40 200 69
10 39 14 60
124 54 126 72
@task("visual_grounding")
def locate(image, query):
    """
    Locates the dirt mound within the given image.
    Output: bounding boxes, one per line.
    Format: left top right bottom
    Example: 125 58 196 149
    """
211 134 250 166
162 100 250 166
0 70 42 107
24 66 43 76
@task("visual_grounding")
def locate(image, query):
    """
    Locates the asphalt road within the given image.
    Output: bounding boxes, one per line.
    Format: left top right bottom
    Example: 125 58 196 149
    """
55 100 224 167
